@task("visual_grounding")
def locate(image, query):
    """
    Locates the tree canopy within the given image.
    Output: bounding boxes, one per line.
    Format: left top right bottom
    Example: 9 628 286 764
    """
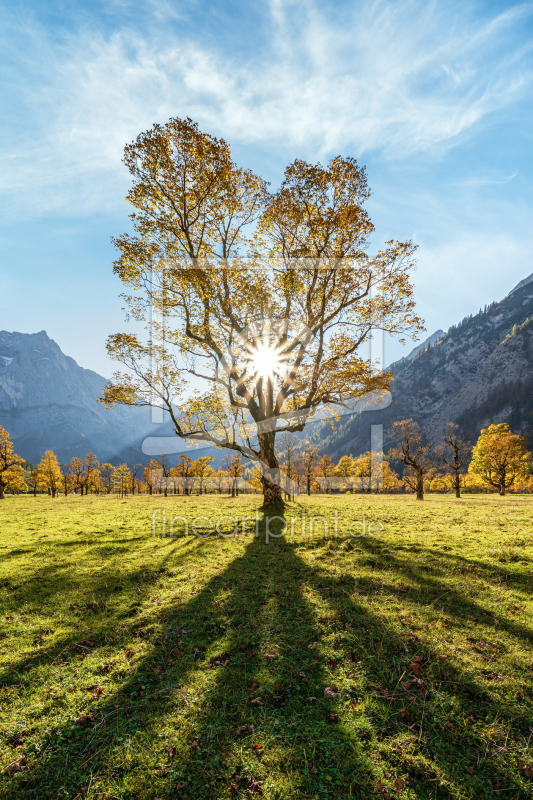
468 423 530 495
0 425 25 500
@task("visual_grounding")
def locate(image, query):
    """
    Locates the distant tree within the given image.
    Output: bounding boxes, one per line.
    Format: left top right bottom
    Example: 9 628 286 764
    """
222 454 243 497
175 455 195 496
381 461 401 493
130 463 143 495
213 468 229 494
79 453 101 495
191 455 215 494
317 454 336 493
437 422 469 498
352 453 372 493
143 459 160 495
469 423 530 496
335 455 355 492
113 464 132 497
300 446 319 496
68 457 85 495
0 426 25 500
101 463 115 494
277 431 300 501
59 462 72 496
389 419 434 501
35 450 62 498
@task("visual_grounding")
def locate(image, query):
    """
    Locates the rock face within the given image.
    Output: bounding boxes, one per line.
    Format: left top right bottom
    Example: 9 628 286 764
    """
320 280 533 456
0 330 166 465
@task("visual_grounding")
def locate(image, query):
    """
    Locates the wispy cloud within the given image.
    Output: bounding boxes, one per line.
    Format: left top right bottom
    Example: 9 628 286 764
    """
461 170 518 186
0 0 532 215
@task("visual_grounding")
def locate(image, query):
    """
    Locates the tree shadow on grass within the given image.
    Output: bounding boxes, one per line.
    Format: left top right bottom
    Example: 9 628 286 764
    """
0 507 532 799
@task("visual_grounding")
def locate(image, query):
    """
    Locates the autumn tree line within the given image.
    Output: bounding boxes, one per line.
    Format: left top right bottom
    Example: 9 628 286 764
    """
0 420 531 501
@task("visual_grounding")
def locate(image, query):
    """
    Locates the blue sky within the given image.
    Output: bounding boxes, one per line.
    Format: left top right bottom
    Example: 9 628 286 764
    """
1 0 533 376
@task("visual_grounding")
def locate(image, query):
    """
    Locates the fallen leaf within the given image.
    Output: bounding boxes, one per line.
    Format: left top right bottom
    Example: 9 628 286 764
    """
327 658 339 670
6 758 27 774
235 724 255 736
251 697 263 705
523 766 533 778
245 777 264 794
408 662 423 677
324 687 339 698
168 747 177 758
252 743 264 752
444 721 453 731
306 696 317 703
250 682 259 692
22 663 35 671
264 653 275 661
171 648 183 657
400 708 409 718
308 642 318 650
76 713 95 725
394 777 405 796
326 713 339 722
191 740 200 750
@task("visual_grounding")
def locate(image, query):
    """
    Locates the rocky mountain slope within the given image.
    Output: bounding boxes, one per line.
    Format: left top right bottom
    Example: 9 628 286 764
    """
321 278 533 457
0 330 173 465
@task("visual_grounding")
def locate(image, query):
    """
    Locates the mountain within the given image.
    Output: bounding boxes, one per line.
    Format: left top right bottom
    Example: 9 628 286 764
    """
320 278 533 457
0 330 176 465
385 329 445 371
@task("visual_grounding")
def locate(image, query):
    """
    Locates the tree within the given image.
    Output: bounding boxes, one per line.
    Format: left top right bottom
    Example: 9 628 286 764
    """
381 461 401 493
68 457 85 495
191 455 215 494
469 423 530 496
335 455 354 492
175 455 195 496
99 117 423 506
129 463 143 495
389 419 433 501
437 422 469 498
300 446 319 496
101 463 115 494
35 451 62 498
143 459 160 495
277 431 300 500
352 453 372 493
0 426 25 500
222 454 243 497
317 454 336 493
113 464 132 497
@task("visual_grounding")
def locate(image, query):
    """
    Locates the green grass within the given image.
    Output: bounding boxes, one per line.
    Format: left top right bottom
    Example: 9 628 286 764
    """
0 493 533 799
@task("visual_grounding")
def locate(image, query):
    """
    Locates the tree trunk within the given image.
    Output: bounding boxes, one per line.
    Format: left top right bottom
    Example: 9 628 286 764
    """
416 470 424 501
307 477 311 495
259 431 283 505
499 484 505 496
0 480 4 500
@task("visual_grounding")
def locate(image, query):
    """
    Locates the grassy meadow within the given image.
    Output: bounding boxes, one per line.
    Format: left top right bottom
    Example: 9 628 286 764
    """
0 493 532 799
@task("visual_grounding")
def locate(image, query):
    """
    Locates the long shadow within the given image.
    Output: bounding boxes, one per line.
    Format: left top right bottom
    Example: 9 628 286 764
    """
0 507 532 799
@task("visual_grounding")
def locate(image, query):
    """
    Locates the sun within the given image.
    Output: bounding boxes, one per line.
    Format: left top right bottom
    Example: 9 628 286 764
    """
248 341 283 378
